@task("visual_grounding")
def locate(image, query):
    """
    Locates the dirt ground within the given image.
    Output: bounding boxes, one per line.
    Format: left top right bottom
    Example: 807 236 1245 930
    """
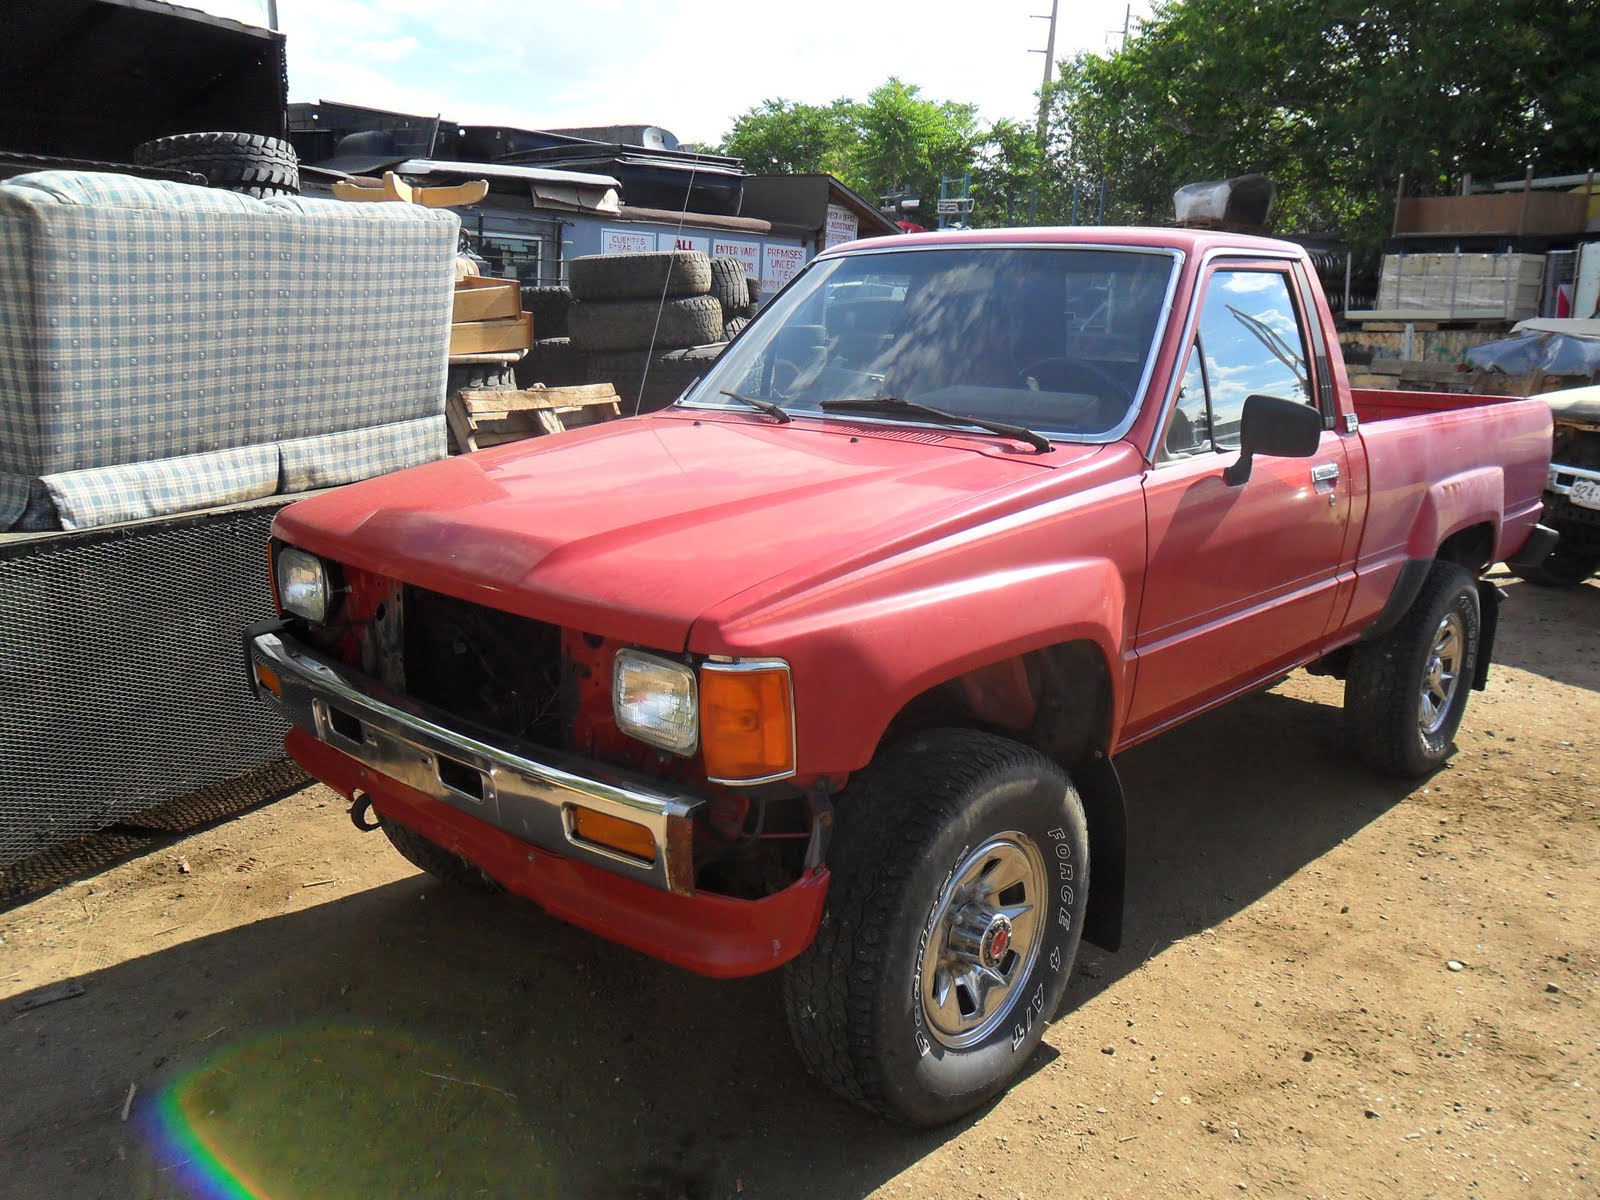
2 567 1595 1200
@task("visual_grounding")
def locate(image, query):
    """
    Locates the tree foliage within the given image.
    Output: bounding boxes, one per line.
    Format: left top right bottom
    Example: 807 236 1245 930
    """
719 78 982 217
1046 0 1600 254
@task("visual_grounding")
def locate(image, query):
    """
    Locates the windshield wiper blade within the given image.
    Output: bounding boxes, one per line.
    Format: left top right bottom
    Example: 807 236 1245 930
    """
719 389 792 423
819 396 1052 454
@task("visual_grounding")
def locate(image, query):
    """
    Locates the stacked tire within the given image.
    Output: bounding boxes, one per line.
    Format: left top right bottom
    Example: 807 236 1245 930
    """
132 132 300 199
567 250 739 411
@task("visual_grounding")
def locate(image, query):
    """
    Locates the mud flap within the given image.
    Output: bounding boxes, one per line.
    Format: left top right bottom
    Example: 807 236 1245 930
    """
1074 751 1126 952
1473 579 1505 690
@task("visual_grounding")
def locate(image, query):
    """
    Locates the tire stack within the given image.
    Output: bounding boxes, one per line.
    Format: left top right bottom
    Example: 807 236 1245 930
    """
565 250 731 411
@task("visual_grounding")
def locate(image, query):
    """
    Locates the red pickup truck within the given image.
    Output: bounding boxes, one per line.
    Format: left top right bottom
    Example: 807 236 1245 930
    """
246 229 1553 1126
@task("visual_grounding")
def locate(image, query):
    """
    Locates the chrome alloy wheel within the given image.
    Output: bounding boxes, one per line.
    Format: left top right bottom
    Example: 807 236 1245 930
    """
1419 611 1465 737
920 834 1047 1049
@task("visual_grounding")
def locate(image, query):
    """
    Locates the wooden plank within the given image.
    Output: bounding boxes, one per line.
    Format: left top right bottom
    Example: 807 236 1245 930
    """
445 396 480 453
452 277 522 323
449 313 532 355
460 385 619 414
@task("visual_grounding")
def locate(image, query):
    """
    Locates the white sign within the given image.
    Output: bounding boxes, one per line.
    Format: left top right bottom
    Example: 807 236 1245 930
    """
935 198 963 215
658 232 711 255
824 203 859 249
762 243 807 298
601 228 654 255
712 238 762 279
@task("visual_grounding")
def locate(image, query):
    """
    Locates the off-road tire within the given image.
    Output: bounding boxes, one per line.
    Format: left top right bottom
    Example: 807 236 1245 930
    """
568 294 723 353
709 256 751 314
1516 546 1600 588
567 251 712 302
783 728 1089 1126
378 816 498 892
132 131 300 198
1345 561 1481 777
723 315 750 341
521 285 573 340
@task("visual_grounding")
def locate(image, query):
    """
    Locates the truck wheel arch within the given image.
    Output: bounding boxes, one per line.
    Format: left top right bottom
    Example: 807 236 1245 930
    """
872 638 1128 952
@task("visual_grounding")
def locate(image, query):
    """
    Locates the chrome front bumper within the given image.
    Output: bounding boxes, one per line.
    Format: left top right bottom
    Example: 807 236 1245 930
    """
248 631 704 894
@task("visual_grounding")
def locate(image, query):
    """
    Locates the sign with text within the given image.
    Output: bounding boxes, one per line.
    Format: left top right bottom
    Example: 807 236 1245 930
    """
824 204 859 249
762 243 807 298
712 238 762 280
601 228 654 255
658 232 710 255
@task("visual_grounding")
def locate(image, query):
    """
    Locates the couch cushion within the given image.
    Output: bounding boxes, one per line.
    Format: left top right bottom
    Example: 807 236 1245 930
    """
42 443 281 530
277 414 447 493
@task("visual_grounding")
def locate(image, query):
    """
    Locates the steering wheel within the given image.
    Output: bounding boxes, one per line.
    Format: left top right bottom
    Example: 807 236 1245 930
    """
1016 357 1133 406
1015 357 1135 430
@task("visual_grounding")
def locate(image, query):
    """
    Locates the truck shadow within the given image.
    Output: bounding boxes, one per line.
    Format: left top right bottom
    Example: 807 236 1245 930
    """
3 687 1421 1200
1481 571 1600 692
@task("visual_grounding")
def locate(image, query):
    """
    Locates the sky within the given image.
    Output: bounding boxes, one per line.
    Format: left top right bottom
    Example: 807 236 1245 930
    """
189 0 1152 145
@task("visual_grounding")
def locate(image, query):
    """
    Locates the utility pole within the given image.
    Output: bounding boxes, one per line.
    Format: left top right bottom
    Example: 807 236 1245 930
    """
1029 0 1060 154
266 0 279 30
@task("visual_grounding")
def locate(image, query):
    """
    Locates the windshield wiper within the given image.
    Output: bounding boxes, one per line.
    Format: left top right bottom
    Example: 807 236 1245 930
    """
819 396 1052 454
719 389 792 424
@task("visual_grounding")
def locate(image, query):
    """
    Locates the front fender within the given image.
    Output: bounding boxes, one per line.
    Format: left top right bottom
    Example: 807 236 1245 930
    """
702 556 1131 776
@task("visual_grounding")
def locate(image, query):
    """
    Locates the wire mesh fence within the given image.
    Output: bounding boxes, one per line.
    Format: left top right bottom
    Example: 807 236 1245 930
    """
0 500 292 866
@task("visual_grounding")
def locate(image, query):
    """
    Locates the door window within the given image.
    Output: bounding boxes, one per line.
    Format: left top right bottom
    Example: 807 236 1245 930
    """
1162 269 1315 457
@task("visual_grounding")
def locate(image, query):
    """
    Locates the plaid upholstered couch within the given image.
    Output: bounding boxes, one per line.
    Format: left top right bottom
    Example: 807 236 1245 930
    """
0 171 459 531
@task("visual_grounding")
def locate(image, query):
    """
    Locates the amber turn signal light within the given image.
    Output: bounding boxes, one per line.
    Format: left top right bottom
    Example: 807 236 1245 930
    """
699 661 795 783
569 806 657 863
253 661 282 696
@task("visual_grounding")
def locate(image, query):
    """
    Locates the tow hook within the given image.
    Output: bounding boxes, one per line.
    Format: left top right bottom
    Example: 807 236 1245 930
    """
349 790 381 833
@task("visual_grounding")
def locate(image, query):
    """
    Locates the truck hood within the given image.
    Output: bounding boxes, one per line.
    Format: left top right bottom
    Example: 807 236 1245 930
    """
274 412 1094 649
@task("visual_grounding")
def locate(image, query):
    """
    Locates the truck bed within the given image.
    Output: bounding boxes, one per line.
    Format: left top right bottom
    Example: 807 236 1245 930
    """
1351 387 1529 423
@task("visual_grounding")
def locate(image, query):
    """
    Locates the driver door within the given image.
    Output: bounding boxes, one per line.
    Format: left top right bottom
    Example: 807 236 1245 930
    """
1125 262 1352 740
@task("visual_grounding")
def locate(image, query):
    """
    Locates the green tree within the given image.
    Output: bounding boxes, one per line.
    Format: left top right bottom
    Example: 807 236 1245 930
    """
719 98 857 179
718 79 982 215
1046 0 1600 256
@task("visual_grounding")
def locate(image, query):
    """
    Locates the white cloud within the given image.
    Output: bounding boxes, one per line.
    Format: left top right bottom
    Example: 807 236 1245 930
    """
188 0 1153 143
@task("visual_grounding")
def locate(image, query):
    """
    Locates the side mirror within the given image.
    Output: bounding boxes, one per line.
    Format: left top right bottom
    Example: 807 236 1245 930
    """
1223 393 1324 486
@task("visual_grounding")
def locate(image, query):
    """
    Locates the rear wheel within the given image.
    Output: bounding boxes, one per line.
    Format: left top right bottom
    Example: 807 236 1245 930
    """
1345 561 1481 777
782 729 1089 1126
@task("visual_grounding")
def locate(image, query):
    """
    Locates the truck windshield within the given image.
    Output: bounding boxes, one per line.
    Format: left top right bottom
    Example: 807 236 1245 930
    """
682 246 1179 441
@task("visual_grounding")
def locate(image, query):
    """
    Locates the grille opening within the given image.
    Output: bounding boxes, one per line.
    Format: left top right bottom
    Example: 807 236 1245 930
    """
401 586 567 746
436 754 486 802
326 705 363 744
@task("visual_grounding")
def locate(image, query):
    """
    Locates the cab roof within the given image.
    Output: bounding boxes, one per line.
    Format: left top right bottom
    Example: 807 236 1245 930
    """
826 225 1308 261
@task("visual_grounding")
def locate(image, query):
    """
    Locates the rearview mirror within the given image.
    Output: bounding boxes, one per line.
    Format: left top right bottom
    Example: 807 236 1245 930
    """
1223 393 1324 486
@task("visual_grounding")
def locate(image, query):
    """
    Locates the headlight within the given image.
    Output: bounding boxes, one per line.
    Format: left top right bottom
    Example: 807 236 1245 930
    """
613 650 698 755
274 546 332 623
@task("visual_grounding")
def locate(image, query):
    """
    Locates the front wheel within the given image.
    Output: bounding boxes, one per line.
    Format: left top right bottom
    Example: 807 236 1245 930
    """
1345 561 1481 777
782 729 1090 1126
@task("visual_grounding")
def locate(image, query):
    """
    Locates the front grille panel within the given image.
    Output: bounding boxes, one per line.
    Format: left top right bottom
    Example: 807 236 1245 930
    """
400 585 568 746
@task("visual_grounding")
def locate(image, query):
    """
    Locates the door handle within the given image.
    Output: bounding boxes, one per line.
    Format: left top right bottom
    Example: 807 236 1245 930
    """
1311 462 1341 485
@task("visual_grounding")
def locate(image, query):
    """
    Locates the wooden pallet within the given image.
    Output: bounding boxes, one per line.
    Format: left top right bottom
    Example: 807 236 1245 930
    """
447 384 622 452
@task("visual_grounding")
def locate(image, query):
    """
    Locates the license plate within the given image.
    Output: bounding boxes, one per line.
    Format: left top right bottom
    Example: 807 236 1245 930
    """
1572 479 1600 511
